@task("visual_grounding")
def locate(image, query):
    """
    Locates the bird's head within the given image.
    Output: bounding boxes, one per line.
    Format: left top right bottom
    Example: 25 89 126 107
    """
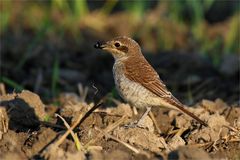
94 36 141 60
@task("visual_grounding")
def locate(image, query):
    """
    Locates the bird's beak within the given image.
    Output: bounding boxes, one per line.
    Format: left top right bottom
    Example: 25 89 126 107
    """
94 41 108 49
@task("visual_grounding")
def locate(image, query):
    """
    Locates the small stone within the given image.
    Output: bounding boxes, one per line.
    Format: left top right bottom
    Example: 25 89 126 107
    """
168 146 211 160
114 127 165 152
201 99 216 112
168 135 186 150
208 113 229 130
137 115 154 133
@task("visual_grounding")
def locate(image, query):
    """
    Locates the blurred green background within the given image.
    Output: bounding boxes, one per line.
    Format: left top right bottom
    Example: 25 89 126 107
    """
1 0 239 54
0 0 239 103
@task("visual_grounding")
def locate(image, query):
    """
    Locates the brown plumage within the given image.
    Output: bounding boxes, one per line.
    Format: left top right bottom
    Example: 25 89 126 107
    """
95 36 208 127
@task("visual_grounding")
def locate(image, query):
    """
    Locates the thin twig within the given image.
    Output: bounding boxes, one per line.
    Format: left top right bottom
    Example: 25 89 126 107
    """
54 113 83 147
54 101 103 148
222 125 239 133
225 106 233 120
84 115 127 148
159 137 170 153
109 97 121 105
78 83 89 102
188 138 240 148
211 127 223 151
0 83 6 95
56 114 83 151
175 127 187 137
40 121 66 130
79 100 104 126
149 111 162 134
95 127 140 154
92 83 98 95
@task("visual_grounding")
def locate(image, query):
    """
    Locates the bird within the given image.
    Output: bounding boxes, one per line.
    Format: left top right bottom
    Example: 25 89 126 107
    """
94 36 208 127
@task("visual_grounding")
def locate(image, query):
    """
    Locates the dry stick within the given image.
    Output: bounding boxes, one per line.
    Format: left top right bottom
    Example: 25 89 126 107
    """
40 121 66 130
56 114 83 151
39 99 103 158
54 101 103 147
84 115 128 148
167 129 179 135
110 97 121 105
175 127 187 136
95 127 140 154
97 126 166 158
225 106 233 120
54 113 83 147
223 124 239 133
149 111 162 134
188 142 213 148
188 138 240 149
230 138 240 142
0 83 6 95
78 83 89 102
159 137 170 153
210 127 223 151
79 99 104 125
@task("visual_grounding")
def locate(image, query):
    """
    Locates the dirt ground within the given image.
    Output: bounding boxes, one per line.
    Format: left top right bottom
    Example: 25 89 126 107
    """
0 89 239 160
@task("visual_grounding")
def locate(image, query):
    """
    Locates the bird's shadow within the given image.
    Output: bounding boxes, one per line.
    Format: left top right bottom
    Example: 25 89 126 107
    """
0 98 40 132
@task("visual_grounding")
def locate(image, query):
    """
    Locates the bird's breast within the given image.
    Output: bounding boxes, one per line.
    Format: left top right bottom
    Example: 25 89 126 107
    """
112 61 162 109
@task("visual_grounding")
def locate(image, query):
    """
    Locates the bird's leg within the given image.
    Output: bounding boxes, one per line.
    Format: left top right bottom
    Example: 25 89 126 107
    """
136 107 162 134
124 107 152 128
136 106 152 126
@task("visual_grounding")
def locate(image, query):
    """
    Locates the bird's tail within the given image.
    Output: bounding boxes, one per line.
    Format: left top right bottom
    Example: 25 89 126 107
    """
165 97 208 127
176 103 208 127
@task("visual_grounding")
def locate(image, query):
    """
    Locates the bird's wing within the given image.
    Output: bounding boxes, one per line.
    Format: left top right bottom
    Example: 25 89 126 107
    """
124 56 208 126
124 56 173 99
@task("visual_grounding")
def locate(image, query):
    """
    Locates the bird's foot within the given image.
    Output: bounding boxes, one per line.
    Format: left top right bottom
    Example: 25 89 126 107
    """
124 119 147 129
124 107 154 130
124 121 138 128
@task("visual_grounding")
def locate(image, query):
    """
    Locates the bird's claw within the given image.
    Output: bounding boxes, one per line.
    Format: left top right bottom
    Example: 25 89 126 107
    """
124 121 138 128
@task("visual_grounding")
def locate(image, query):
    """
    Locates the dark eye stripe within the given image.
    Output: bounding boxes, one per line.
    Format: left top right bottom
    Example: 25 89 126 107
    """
117 46 128 53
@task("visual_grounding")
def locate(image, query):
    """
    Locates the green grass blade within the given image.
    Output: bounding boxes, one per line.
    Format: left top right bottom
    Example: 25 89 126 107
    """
100 0 118 15
17 19 51 69
1 76 24 91
51 55 59 97
0 0 11 34
122 1 148 20
73 0 89 18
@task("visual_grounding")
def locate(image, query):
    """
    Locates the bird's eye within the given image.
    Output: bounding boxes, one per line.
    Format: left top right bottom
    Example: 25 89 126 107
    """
114 42 120 47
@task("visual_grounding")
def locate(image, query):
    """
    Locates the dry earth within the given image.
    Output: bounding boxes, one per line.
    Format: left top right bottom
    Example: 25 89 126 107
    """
0 90 239 160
